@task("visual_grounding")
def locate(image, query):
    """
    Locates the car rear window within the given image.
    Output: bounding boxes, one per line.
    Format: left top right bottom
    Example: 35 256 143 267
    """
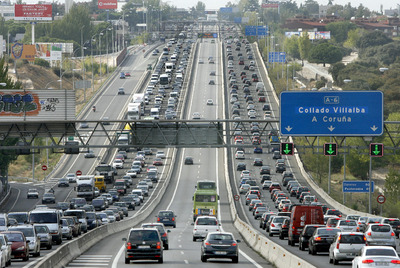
159 212 173 217
317 228 341 235
340 235 365 244
339 221 357 226
129 230 159 241
371 225 391 232
209 234 233 240
366 248 397 257
273 217 286 223
142 225 165 234
197 218 217 225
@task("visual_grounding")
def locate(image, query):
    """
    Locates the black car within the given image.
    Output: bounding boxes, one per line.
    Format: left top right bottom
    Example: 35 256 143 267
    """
123 228 164 264
260 165 271 175
296 186 310 199
253 158 263 166
201 232 240 263
279 218 290 240
92 198 107 211
276 163 286 173
120 196 136 210
298 224 326 250
86 212 100 230
308 227 341 255
184 156 193 165
57 202 70 211
259 213 276 230
42 193 56 204
236 162 246 171
156 210 177 228
142 223 170 250
261 174 271 183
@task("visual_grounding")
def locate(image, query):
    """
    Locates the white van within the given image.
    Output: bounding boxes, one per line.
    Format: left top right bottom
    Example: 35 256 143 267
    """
150 108 160 119
256 82 264 92
192 216 220 241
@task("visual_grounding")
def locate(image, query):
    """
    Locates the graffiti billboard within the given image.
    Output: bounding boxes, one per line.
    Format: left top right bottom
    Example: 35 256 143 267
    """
14 4 52 21
0 90 76 122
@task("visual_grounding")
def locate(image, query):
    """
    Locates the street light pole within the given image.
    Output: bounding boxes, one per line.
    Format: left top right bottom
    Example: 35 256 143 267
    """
90 34 96 92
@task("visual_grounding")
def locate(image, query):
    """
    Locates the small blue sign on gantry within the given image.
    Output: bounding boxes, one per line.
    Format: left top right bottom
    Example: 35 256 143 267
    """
268 52 286 63
245 26 257 36
280 91 383 136
220 7 233 13
343 181 374 193
257 26 268 36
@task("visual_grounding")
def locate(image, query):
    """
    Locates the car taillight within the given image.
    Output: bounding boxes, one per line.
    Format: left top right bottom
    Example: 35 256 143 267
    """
392 232 395 236
391 260 400 264
156 242 161 249
205 242 211 246
315 237 322 241
362 259 374 264
172 217 175 221
127 242 132 250
232 243 237 246
162 233 167 237
271 223 275 227
157 217 160 222
367 232 371 236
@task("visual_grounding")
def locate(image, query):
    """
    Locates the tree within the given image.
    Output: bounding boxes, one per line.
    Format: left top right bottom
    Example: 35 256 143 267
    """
298 34 311 66
308 42 343 67
0 57 22 177
356 30 392 52
284 36 300 59
329 62 345 85
385 170 400 203
325 21 357 44
194 1 206 17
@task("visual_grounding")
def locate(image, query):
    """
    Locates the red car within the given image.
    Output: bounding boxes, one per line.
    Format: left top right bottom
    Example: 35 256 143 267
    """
252 137 261 145
124 72 131 77
153 158 163 166
1 231 29 261
259 96 266 102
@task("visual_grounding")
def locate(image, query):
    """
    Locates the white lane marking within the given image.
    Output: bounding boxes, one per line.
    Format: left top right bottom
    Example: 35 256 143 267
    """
9 188 21 211
184 260 189 264
111 243 125 268
166 149 185 210
180 251 184 255
239 249 264 268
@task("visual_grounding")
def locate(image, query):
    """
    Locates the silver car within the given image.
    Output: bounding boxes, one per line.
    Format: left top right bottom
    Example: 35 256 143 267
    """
364 223 397 249
329 232 366 265
335 219 358 232
269 216 290 237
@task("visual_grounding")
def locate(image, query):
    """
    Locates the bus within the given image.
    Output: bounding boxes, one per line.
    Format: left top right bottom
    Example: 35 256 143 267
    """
159 74 169 85
192 189 218 221
195 180 217 190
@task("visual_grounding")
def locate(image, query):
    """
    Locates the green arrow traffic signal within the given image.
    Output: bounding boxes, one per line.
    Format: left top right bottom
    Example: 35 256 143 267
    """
280 142 294 155
370 143 384 157
324 143 337 156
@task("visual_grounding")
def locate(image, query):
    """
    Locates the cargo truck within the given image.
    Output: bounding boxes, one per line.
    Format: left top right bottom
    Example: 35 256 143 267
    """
95 164 115 184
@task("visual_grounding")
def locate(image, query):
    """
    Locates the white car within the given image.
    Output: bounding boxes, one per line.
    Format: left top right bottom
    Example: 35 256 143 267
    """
352 246 400 267
192 112 201 119
125 170 137 178
235 151 245 159
66 173 77 183
112 159 123 169
192 216 220 241
241 170 251 178
156 151 166 159
206 99 213 105
248 110 257 117
142 178 153 188
27 188 39 199
0 234 11 267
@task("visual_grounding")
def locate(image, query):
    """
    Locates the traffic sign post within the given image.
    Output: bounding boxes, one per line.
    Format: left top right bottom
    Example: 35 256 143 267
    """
280 91 383 136
370 143 384 157
280 142 294 155
76 170 82 176
324 143 337 156
234 195 240 201
377 195 386 204
42 165 47 171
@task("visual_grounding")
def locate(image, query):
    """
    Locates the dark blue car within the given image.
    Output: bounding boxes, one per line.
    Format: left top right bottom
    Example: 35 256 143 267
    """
120 72 125 79
254 147 263 154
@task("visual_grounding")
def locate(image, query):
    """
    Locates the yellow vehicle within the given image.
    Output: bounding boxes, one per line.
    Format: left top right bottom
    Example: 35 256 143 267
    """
94 176 106 192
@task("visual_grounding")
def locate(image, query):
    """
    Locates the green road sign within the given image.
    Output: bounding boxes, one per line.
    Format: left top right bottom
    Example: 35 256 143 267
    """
324 143 337 156
370 143 384 157
280 142 294 155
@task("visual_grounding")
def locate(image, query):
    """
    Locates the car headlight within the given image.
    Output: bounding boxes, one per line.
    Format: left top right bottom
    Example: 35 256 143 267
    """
16 246 25 251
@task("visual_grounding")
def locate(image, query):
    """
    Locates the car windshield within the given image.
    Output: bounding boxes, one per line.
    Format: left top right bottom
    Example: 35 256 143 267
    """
197 218 217 225
30 212 58 223
8 213 27 223
4 233 23 242
305 227 319 236
10 228 34 237
92 199 103 205
365 248 397 256
64 211 85 219
34 226 49 234
339 221 357 226
371 225 391 232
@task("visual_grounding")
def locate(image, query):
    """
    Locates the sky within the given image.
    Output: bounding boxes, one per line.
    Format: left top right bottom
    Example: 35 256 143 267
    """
167 0 399 13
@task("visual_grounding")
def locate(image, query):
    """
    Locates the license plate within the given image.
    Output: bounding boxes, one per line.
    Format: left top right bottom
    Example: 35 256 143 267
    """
163 219 169 221
376 262 389 266
346 253 355 256
138 245 150 249
215 251 227 255
327 239 333 243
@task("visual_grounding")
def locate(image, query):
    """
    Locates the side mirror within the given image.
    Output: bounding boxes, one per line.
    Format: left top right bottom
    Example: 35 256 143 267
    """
167 230 171 233
236 239 241 243
191 223 194 225
26 240 30 243
122 238 127 241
